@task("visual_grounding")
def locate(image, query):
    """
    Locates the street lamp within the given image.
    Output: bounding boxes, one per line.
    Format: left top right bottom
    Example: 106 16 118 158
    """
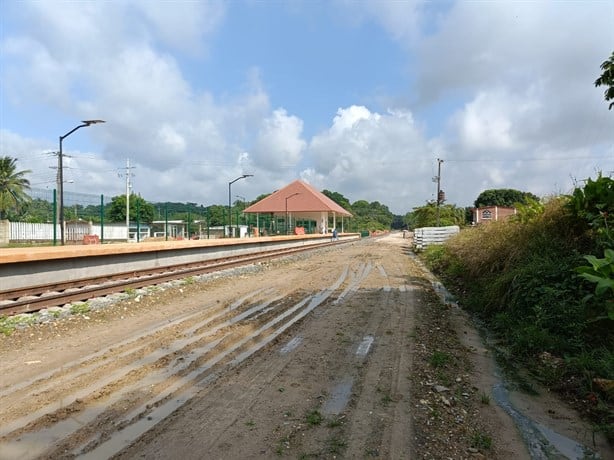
285 192 300 235
228 174 253 237
58 119 105 244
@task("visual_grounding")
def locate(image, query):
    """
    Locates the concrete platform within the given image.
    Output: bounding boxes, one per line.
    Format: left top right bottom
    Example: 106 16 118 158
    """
0 233 360 290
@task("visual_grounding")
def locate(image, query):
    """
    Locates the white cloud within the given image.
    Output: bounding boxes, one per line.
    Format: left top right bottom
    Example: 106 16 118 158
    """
2 1 612 217
306 106 434 212
132 0 225 55
251 109 306 173
337 0 424 42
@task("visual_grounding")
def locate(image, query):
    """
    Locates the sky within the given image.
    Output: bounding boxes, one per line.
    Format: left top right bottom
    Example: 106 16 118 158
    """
1 0 613 215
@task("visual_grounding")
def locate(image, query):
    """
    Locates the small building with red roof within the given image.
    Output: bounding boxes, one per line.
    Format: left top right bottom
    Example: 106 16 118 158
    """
243 180 352 235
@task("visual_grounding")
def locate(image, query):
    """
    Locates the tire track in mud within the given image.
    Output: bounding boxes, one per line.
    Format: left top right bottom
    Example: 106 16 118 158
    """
101 238 417 459
340 257 415 458
0 267 351 459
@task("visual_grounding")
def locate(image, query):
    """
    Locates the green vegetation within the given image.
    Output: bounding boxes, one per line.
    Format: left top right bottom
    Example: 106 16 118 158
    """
305 409 323 426
7 184 399 233
470 431 492 450
402 187 538 229
473 188 539 208
404 202 466 229
429 350 452 368
326 435 347 455
380 393 393 406
106 193 155 223
421 174 614 441
0 156 31 220
0 314 37 335
70 303 90 315
595 51 614 110
322 190 395 232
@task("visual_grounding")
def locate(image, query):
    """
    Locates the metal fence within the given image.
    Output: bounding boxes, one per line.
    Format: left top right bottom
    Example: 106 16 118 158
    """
8 221 128 243
413 225 460 250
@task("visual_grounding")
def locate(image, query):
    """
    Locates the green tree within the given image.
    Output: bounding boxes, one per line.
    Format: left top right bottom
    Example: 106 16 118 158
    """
595 51 614 110
106 194 155 223
474 188 538 208
348 199 394 231
322 190 352 211
0 156 31 220
405 202 466 229
567 173 614 249
205 205 227 226
20 198 54 223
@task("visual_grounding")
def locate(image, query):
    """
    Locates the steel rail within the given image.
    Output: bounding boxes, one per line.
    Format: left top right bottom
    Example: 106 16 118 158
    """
0 240 346 316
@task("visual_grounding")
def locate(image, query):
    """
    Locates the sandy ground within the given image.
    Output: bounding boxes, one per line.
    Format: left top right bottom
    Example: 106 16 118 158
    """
0 234 609 459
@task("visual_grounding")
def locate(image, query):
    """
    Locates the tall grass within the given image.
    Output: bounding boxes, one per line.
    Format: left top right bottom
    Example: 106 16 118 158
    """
422 197 614 441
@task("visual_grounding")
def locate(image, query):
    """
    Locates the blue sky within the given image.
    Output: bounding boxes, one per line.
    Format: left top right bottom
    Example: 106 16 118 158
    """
1 0 612 214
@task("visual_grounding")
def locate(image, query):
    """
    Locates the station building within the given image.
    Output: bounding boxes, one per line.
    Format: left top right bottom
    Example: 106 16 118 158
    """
243 180 352 236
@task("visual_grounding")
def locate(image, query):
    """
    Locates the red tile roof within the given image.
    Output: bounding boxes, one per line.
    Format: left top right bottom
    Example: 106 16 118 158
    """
243 180 352 216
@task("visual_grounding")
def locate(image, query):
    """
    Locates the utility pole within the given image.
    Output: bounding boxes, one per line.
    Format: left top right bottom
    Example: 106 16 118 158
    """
120 159 135 242
436 158 444 227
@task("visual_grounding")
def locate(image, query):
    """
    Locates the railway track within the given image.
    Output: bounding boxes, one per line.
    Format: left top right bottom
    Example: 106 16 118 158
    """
0 259 361 459
0 240 344 316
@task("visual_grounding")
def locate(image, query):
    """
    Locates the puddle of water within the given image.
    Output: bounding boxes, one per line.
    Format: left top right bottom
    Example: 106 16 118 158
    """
280 336 303 354
492 383 600 459
322 377 354 416
334 263 371 304
535 422 596 460
4 267 352 460
356 335 374 358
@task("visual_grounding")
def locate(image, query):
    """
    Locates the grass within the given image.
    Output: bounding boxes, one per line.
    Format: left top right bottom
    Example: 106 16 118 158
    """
380 393 393 406
0 314 37 335
327 436 347 455
429 350 452 368
305 409 323 426
275 436 290 455
470 431 492 450
70 302 90 315
421 197 614 442
480 391 491 405
327 417 343 428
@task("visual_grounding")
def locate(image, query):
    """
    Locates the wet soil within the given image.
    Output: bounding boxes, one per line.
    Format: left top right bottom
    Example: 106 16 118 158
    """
0 234 609 459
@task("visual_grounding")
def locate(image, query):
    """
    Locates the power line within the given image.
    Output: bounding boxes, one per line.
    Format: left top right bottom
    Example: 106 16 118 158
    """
441 155 612 163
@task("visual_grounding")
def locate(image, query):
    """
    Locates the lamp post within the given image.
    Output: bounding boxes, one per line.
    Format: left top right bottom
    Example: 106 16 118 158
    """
228 174 253 237
58 119 105 244
285 192 300 235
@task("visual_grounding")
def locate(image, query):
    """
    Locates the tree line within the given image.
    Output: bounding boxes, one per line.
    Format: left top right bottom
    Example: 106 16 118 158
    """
0 156 545 232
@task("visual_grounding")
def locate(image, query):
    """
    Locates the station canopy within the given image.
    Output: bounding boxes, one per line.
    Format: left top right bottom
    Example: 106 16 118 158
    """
243 180 352 217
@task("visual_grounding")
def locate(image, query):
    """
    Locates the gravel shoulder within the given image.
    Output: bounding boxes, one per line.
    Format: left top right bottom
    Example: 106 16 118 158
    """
0 233 607 459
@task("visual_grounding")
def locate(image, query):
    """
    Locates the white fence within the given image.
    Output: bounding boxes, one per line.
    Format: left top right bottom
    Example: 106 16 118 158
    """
9 222 128 243
413 225 460 250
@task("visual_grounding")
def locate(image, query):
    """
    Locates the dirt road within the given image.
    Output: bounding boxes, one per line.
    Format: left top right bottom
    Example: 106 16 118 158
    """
0 234 607 459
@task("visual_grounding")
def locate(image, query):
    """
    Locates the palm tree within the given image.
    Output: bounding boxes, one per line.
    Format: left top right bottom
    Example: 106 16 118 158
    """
0 156 32 220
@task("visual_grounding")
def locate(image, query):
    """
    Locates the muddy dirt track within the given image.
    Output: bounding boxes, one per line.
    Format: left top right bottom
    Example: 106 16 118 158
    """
0 234 609 459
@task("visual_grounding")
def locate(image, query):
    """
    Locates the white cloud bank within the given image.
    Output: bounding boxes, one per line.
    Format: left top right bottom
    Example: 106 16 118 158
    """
1 1 612 215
